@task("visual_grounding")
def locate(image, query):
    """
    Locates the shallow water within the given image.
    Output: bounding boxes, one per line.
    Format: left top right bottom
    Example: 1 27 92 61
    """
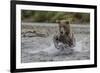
21 23 90 63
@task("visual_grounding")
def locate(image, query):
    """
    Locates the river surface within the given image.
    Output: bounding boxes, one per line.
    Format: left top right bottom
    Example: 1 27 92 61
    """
21 23 90 63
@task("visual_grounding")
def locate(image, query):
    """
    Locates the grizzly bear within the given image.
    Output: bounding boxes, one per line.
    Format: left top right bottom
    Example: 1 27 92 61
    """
53 20 75 53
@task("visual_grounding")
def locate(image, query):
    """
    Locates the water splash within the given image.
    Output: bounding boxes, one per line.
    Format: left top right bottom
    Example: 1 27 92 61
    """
72 37 89 52
28 37 89 56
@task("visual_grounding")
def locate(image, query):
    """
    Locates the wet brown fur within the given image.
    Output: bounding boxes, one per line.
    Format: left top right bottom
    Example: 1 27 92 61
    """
53 20 75 50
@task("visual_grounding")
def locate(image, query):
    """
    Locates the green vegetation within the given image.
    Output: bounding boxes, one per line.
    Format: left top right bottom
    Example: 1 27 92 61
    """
21 10 90 24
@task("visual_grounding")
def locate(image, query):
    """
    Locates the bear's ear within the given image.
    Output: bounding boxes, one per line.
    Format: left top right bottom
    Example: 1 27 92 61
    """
56 20 60 23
